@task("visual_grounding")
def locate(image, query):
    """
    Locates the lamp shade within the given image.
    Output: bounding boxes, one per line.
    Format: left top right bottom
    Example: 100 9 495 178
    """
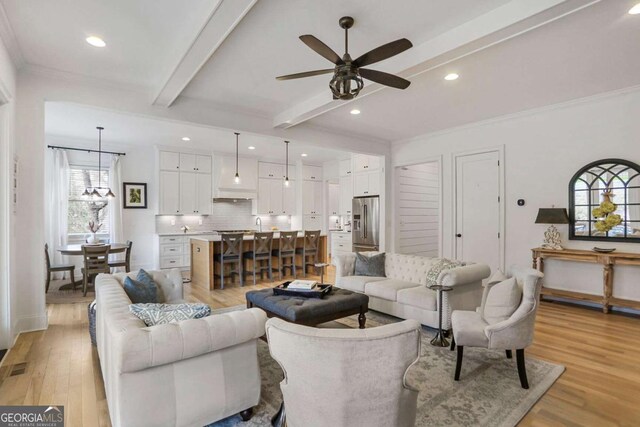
535 208 569 224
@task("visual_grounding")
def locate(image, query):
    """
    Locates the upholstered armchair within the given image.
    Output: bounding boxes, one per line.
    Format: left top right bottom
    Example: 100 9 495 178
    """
265 317 422 427
450 266 544 389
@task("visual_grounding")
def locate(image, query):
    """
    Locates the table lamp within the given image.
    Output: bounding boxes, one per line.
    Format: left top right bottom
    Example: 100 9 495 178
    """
535 208 569 250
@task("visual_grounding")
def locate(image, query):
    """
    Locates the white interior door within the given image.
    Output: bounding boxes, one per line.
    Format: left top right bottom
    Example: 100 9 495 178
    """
396 162 440 257
455 150 501 271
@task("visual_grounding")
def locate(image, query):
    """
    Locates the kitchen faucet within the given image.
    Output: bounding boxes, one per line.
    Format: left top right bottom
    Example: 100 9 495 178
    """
255 217 262 232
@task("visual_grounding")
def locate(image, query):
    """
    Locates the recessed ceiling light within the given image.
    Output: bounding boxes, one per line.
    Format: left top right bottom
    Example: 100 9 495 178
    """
629 3 640 14
350 109 361 115
301 153 308 157
444 73 459 81
248 146 256 150
181 137 191 141
86 36 106 48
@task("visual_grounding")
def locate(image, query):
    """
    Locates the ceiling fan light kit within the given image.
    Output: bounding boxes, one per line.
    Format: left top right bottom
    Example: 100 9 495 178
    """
277 16 412 100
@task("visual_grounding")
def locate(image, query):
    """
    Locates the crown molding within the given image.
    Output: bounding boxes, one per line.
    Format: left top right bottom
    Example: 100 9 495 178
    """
392 83 640 146
22 63 150 95
0 2 24 69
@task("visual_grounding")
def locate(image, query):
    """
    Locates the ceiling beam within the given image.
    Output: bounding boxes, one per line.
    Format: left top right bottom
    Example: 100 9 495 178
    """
152 0 258 107
273 0 600 129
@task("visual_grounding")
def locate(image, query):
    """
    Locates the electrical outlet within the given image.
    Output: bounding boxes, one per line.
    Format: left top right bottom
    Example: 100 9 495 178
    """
198 219 203 225
170 219 176 226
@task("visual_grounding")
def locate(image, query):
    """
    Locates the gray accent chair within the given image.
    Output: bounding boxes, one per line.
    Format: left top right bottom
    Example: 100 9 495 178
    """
450 266 544 389
265 317 421 427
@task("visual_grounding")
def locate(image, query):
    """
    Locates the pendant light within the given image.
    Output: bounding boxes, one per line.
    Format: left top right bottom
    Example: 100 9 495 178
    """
234 132 240 184
84 126 115 199
284 140 290 187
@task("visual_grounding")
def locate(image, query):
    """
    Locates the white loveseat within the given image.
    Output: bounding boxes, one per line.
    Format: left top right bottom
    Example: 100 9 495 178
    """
333 253 490 330
95 269 267 427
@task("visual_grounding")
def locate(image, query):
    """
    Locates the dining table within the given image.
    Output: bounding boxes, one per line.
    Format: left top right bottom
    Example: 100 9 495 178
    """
56 243 129 290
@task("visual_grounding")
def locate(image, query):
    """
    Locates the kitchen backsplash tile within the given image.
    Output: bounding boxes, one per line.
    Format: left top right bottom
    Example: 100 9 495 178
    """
156 199 291 234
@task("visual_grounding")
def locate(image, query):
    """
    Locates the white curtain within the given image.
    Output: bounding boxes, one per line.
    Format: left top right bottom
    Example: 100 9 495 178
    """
109 155 124 246
45 149 70 278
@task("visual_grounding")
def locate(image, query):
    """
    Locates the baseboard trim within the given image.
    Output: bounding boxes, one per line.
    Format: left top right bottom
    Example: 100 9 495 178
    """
16 313 48 333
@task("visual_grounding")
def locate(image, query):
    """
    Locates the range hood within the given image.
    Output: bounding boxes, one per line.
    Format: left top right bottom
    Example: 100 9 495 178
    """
213 155 258 200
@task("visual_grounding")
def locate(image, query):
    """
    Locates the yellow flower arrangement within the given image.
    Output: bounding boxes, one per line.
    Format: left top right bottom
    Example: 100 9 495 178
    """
592 190 622 233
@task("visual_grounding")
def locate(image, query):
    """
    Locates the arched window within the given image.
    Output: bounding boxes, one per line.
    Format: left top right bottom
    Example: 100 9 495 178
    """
569 159 640 242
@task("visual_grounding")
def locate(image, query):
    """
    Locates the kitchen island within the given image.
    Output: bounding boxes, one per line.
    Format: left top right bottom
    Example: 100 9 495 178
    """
190 232 328 291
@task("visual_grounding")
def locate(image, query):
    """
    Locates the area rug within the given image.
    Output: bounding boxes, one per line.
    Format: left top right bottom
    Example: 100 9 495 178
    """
209 306 564 427
46 279 95 304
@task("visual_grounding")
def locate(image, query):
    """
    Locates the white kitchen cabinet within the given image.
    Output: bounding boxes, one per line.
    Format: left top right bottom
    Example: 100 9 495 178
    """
180 153 196 171
328 183 339 216
339 175 353 215
331 232 352 258
259 162 285 179
196 155 212 173
303 214 323 231
180 172 197 214
196 173 212 214
257 178 284 215
282 180 296 215
339 159 352 177
302 180 322 215
160 151 180 171
160 170 180 214
354 170 380 197
302 164 322 181
353 154 381 173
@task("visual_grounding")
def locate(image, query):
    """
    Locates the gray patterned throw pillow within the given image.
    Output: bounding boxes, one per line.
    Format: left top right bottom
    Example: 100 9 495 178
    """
425 258 465 288
355 252 386 277
129 303 211 326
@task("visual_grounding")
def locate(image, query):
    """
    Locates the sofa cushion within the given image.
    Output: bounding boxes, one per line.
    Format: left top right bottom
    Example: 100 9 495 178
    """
129 303 211 326
452 310 489 347
123 276 158 304
396 286 437 311
365 279 418 301
384 253 436 285
337 275 386 293
483 277 522 325
355 252 386 277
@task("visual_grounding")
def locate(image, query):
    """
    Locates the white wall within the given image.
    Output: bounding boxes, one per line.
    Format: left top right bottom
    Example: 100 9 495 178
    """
0 35 16 348
392 88 640 302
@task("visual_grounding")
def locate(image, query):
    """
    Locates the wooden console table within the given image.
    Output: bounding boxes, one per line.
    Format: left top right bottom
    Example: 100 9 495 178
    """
531 247 640 313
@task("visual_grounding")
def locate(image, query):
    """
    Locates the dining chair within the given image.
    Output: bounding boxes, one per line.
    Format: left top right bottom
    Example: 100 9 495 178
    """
271 231 298 280
81 244 111 296
108 240 133 272
44 243 76 293
243 232 274 286
295 230 321 277
214 233 244 289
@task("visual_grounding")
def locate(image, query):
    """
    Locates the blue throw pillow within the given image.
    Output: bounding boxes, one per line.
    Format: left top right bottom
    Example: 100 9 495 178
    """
129 303 211 326
123 276 158 304
136 269 156 288
355 252 386 277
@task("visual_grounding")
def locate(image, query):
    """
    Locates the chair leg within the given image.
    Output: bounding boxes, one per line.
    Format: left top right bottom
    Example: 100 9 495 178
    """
450 334 455 351
454 346 464 381
516 349 529 389
220 262 225 290
45 271 51 293
70 269 75 289
506 349 512 359
83 273 88 297
292 255 297 278
239 407 253 421
253 257 256 286
239 258 244 286
268 257 273 282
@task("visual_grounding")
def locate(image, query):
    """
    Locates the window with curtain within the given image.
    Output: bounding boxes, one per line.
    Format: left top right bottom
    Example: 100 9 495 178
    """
68 167 110 238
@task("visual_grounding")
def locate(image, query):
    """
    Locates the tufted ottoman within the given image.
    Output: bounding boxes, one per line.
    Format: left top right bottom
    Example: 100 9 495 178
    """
246 287 369 328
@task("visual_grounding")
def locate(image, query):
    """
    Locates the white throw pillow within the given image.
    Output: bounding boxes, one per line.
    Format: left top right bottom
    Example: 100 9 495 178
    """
486 269 508 287
482 277 522 325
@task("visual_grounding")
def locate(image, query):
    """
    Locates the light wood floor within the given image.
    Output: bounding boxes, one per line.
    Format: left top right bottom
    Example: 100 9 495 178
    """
1 268 639 427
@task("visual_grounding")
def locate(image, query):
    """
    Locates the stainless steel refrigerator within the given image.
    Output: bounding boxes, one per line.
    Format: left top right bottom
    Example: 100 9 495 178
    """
352 196 380 252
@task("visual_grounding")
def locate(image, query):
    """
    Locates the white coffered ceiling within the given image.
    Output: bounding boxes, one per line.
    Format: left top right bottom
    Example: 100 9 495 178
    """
3 0 638 147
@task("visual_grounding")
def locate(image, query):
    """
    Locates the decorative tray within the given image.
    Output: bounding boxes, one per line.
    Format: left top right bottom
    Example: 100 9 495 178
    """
273 282 333 299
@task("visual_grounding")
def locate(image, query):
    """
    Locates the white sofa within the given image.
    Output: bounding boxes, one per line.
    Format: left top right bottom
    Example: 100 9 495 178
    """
95 269 267 427
333 253 490 330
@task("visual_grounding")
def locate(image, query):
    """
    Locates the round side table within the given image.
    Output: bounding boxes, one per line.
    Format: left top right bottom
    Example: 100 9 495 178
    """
427 284 453 347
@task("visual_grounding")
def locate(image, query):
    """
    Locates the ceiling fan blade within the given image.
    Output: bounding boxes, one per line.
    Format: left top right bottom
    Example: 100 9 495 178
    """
359 68 411 90
353 38 413 68
299 35 344 65
276 69 335 80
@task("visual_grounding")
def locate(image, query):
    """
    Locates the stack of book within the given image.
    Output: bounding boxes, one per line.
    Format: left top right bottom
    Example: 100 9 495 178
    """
287 280 318 291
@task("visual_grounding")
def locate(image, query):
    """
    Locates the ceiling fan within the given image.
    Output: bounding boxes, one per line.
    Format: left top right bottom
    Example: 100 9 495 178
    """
276 16 412 100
